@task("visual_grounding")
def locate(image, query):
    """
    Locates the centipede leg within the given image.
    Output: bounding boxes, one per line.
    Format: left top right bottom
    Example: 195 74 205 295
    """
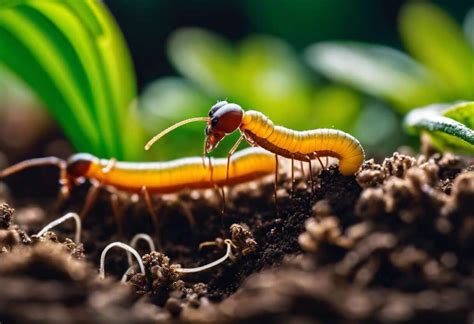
226 135 244 183
47 159 69 212
141 186 162 234
53 179 71 213
219 186 226 234
299 160 306 189
80 179 102 220
315 154 325 171
180 202 197 228
274 154 279 215
107 187 125 236
308 159 315 194
208 156 225 215
291 155 295 197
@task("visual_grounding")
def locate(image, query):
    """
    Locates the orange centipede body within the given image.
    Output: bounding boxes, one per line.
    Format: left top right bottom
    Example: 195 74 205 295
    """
146 101 365 176
0 147 276 224
65 146 276 193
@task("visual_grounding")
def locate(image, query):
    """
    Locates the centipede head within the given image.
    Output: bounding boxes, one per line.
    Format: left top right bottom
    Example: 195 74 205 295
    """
205 101 244 153
144 100 244 154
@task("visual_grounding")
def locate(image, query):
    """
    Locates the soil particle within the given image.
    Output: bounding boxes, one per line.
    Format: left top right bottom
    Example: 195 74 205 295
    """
1 151 473 322
181 153 474 322
0 202 14 229
0 242 158 323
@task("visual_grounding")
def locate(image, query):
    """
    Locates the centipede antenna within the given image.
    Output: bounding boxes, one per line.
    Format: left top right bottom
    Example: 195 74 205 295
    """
175 239 233 274
145 117 210 151
36 212 81 244
127 233 156 266
99 242 145 280
0 156 67 179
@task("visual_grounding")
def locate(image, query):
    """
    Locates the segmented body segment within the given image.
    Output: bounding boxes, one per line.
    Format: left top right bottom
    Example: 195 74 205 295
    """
241 110 365 175
84 147 276 193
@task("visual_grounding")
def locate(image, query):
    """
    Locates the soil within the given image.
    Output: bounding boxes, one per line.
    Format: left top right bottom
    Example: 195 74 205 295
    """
0 150 473 323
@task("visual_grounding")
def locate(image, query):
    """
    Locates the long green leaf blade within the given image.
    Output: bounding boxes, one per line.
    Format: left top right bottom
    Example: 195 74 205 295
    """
0 6 102 153
0 1 141 160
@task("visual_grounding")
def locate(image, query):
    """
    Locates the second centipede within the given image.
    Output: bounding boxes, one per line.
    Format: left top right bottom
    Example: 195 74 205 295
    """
0 147 277 232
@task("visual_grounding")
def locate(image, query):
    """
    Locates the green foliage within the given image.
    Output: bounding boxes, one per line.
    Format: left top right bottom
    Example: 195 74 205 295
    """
0 0 144 160
140 28 370 158
305 3 474 115
405 102 474 154
399 3 473 99
305 42 444 113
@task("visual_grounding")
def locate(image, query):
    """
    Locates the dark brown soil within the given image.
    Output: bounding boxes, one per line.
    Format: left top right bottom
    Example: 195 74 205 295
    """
0 151 473 323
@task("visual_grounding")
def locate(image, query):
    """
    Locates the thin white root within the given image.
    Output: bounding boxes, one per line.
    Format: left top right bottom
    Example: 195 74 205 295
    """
127 233 156 266
121 266 134 283
176 239 233 274
100 242 145 280
36 212 81 244
121 233 157 281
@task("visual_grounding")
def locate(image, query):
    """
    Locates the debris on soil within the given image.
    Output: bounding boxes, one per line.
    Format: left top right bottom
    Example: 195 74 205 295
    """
0 151 473 322
126 248 211 318
181 152 474 322
0 202 14 229
0 242 158 323
182 260 473 323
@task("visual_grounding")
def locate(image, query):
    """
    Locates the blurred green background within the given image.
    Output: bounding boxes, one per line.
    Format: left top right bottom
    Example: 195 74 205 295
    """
0 0 473 161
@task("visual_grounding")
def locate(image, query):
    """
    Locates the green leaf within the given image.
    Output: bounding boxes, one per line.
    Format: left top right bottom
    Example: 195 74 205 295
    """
353 101 400 155
399 2 474 99
404 102 474 154
0 1 141 160
464 8 474 50
167 28 236 97
305 42 443 113
310 85 361 131
233 35 313 127
138 77 213 159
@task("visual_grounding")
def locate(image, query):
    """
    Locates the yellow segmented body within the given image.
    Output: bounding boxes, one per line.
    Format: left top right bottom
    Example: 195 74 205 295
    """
84 147 276 193
241 110 365 175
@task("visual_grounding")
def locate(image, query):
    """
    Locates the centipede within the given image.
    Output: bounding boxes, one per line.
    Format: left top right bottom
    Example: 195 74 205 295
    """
145 100 365 198
0 147 276 232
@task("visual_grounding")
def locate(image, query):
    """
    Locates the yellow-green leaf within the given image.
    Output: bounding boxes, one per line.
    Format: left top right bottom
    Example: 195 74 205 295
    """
399 2 474 99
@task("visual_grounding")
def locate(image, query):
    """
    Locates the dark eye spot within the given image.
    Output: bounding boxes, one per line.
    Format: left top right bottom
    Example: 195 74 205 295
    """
211 117 219 126
208 101 228 117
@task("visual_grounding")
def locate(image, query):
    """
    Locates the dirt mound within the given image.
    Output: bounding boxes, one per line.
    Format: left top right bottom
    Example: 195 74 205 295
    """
0 152 472 322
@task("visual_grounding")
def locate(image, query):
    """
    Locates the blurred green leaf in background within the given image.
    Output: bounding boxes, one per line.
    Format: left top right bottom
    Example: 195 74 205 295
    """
304 2 474 155
305 3 473 113
0 0 144 160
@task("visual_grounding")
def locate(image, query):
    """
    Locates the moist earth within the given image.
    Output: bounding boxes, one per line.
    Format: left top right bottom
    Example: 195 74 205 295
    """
0 152 473 322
